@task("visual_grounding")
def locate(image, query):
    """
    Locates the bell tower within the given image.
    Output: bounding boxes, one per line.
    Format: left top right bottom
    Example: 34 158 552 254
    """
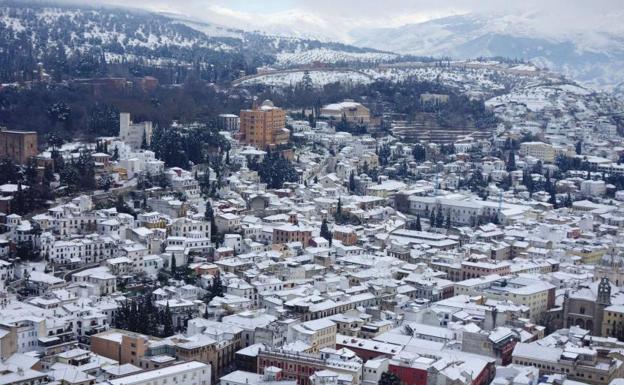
597 277 612 305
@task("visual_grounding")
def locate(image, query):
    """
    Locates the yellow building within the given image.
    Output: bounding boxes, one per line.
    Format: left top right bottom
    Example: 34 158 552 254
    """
240 100 289 149
291 318 337 353
602 305 624 338
568 246 608 265
519 141 556 163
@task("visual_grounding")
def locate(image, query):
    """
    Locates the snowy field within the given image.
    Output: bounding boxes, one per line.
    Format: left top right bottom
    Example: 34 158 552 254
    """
276 48 398 66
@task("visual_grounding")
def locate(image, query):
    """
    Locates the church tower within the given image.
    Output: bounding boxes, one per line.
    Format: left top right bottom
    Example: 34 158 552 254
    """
594 277 612 336
597 277 612 305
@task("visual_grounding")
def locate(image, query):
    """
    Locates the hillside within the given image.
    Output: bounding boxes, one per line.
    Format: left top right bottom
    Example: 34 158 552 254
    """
0 1 394 84
351 13 624 89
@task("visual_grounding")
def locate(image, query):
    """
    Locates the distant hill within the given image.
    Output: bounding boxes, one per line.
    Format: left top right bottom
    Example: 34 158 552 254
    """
0 1 396 83
351 13 624 89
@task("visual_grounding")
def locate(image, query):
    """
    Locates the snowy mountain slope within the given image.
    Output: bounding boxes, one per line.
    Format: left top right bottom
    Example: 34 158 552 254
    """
351 13 624 89
275 48 398 66
0 2 395 83
237 69 373 88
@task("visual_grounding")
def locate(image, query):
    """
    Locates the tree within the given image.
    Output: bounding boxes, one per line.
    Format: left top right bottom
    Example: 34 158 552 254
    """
301 70 313 93
436 206 445 228
548 189 557 208
445 212 452 229
576 141 582 155
320 219 330 240
429 210 436 228
162 303 174 337
506 151 516 172
16 241 34 261
170 255 177 278
200 171 211 197
44 164 55 183
98 175 113 191
379 371 401 385
415 214 422 231
349 171 356 192
336 198 342 216
412 144 426 162
256 152 299 189
141 129 148 150
205 275 223 303
0 158 19 185
13 182 27 215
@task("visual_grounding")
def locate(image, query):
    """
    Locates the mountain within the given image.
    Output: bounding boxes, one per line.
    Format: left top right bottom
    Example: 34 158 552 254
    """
0 1 394 84
351 13 624 90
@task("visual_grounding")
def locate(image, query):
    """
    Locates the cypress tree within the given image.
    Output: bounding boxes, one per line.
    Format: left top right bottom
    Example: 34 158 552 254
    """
170 255 177 278
162 303 174 337
507 151 516 172
415 214 422 231
436 206 444 228
320 219 330 240
349 171 356 192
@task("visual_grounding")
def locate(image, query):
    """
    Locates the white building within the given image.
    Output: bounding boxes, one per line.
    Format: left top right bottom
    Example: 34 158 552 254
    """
108 361 210 385
119 112 153 150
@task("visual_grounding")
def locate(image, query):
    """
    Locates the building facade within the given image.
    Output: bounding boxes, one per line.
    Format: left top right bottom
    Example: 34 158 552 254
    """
0 128 38 164
240 100 289 149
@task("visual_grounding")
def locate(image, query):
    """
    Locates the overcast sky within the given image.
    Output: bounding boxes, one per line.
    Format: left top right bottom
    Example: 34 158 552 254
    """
81 0 624 42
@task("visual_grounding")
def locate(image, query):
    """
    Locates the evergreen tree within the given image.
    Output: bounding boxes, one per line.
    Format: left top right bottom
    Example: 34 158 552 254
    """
412 144 426 162
162 303 174 337
549 189 557 207
257 152 299 189
320 219 330 240
506 151 516 172
436 206 445 228
0 158 19 184
170 255 177 278
44 164 55 183
415 214 422 231
301 70 313 92
349 171 356 192
13 182 27 215
205 275 224 303
576 141 583 155
445 212 452 229
141 130 149 150
429 210 436 228
336 198 342 216
379 371 401 385
200 171 211 197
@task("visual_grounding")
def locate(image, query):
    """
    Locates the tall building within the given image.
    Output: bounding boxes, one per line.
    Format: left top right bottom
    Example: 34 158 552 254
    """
240 100 289 149
0 128 38 164
119 112 153 150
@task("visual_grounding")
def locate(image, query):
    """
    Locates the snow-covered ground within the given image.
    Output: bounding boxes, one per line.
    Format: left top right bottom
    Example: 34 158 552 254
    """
275 48 398 66
238 70 373 88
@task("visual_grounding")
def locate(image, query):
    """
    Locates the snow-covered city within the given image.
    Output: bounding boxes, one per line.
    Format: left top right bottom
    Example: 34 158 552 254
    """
0 2 624 385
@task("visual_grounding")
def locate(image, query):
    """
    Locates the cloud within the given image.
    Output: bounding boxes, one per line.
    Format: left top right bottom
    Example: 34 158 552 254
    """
61 0 624 42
